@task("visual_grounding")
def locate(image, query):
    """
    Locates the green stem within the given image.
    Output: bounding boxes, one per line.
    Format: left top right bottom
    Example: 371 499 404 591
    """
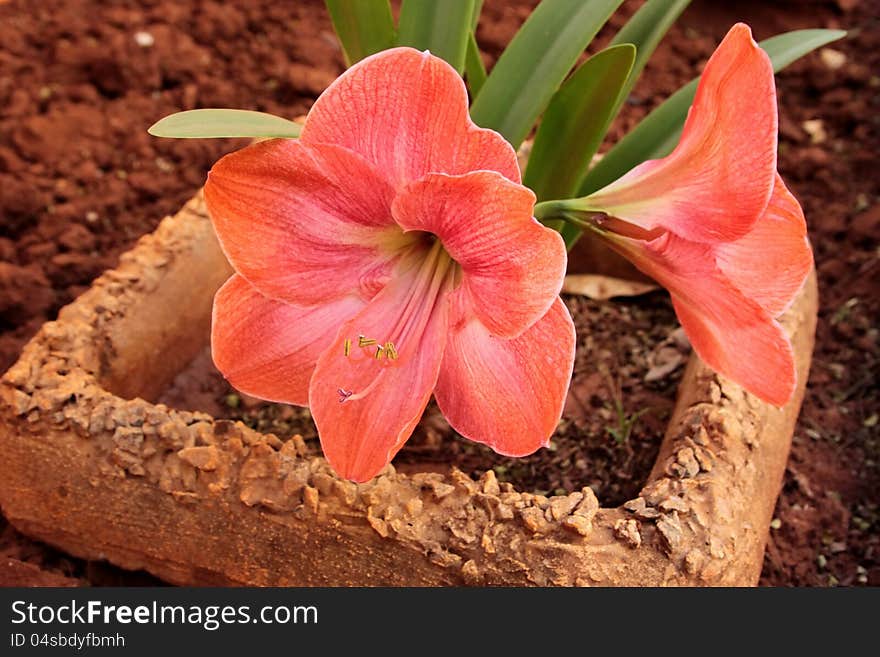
533 200 609 237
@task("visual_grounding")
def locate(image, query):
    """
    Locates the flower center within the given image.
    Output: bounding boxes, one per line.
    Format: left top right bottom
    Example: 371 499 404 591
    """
339 238 454 403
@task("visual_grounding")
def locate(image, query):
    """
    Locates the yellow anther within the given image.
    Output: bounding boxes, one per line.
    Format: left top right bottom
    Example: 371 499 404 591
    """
358 335 377 347
384 342 398 360
374 345 383 359
343 338 351 357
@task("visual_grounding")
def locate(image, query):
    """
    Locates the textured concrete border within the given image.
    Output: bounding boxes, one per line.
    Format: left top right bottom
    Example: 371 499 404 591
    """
0 193 817 586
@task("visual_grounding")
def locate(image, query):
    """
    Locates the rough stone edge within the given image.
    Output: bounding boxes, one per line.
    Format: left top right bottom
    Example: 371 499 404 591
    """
0 193 818 586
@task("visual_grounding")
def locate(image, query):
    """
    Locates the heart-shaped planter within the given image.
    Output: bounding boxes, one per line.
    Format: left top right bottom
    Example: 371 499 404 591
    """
0 192 817 586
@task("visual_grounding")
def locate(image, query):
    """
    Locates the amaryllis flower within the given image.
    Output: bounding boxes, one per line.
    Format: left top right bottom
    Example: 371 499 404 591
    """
205 48 574 482
558 23 812 406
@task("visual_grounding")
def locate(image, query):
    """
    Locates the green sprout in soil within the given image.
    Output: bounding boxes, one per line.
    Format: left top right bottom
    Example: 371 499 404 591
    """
606 398 650 446
603 371 650 446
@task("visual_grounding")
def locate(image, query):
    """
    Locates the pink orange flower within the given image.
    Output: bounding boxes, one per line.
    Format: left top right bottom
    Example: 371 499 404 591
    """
205 48 574 482
570 24 812 406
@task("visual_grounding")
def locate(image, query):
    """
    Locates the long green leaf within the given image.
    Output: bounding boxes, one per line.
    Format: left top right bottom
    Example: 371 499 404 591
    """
464 0 486 95
524 44 635 203
148 109 301 139
609 0 690 116
325 0 395 66
470 0 484 29
397 0 474 73
469 0 624 149
465 35 487 97
577 28 847 197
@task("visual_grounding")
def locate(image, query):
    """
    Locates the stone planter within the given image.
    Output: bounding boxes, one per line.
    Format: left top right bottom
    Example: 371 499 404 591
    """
0 192 817 586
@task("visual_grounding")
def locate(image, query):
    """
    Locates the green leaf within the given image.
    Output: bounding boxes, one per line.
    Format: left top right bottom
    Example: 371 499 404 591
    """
469 0 625 149
465 1 486 97
577 28 847 197
397 0 474 74
325 0 395 66
464 35 487 97
470 0 484 29
148 109 302 139
524 44 635 204
609 0 690 117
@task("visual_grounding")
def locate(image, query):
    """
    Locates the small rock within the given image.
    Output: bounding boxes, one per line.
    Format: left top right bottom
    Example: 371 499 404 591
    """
657 513 684 553
694 446 715 472
548 493 581 521
461 559 481 584
676 447 701 478
302 485 319 514
613 518 641 548
134 31 155 48
479 470 500 496
802 119 827 144
685 549 705 575
519 506 550 534
693 424 710 446
642 478 673 506
659 496 689 513
562 515 593 536
178 445 220 471
670 327 690 351
645 347 684 382
366 508 389 538
623 497 660 520
820 47 847 70
427 480 455 500
572 487 600 519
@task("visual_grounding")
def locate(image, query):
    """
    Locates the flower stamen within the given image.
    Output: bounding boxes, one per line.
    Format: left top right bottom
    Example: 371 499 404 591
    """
384 342 398 360
343 336 399 360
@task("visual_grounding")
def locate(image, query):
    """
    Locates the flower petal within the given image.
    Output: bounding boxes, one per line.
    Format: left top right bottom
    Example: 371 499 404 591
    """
301 47 520 189
586 23 777 243
434 297 575 456
392 171 567 338
716 174 813 316
671 297 795 407
212 275 365 406
309 248 454 482
606 232 796 406
205 139 409 306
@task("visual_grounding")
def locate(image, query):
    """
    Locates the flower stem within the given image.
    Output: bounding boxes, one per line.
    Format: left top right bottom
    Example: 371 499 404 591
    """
533 200 609 236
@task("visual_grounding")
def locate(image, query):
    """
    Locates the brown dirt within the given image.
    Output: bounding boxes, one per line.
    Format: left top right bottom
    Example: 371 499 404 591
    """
0 0 877 586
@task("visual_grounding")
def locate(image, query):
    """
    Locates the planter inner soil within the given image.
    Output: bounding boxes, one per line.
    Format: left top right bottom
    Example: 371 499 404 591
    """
156 293 686 507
